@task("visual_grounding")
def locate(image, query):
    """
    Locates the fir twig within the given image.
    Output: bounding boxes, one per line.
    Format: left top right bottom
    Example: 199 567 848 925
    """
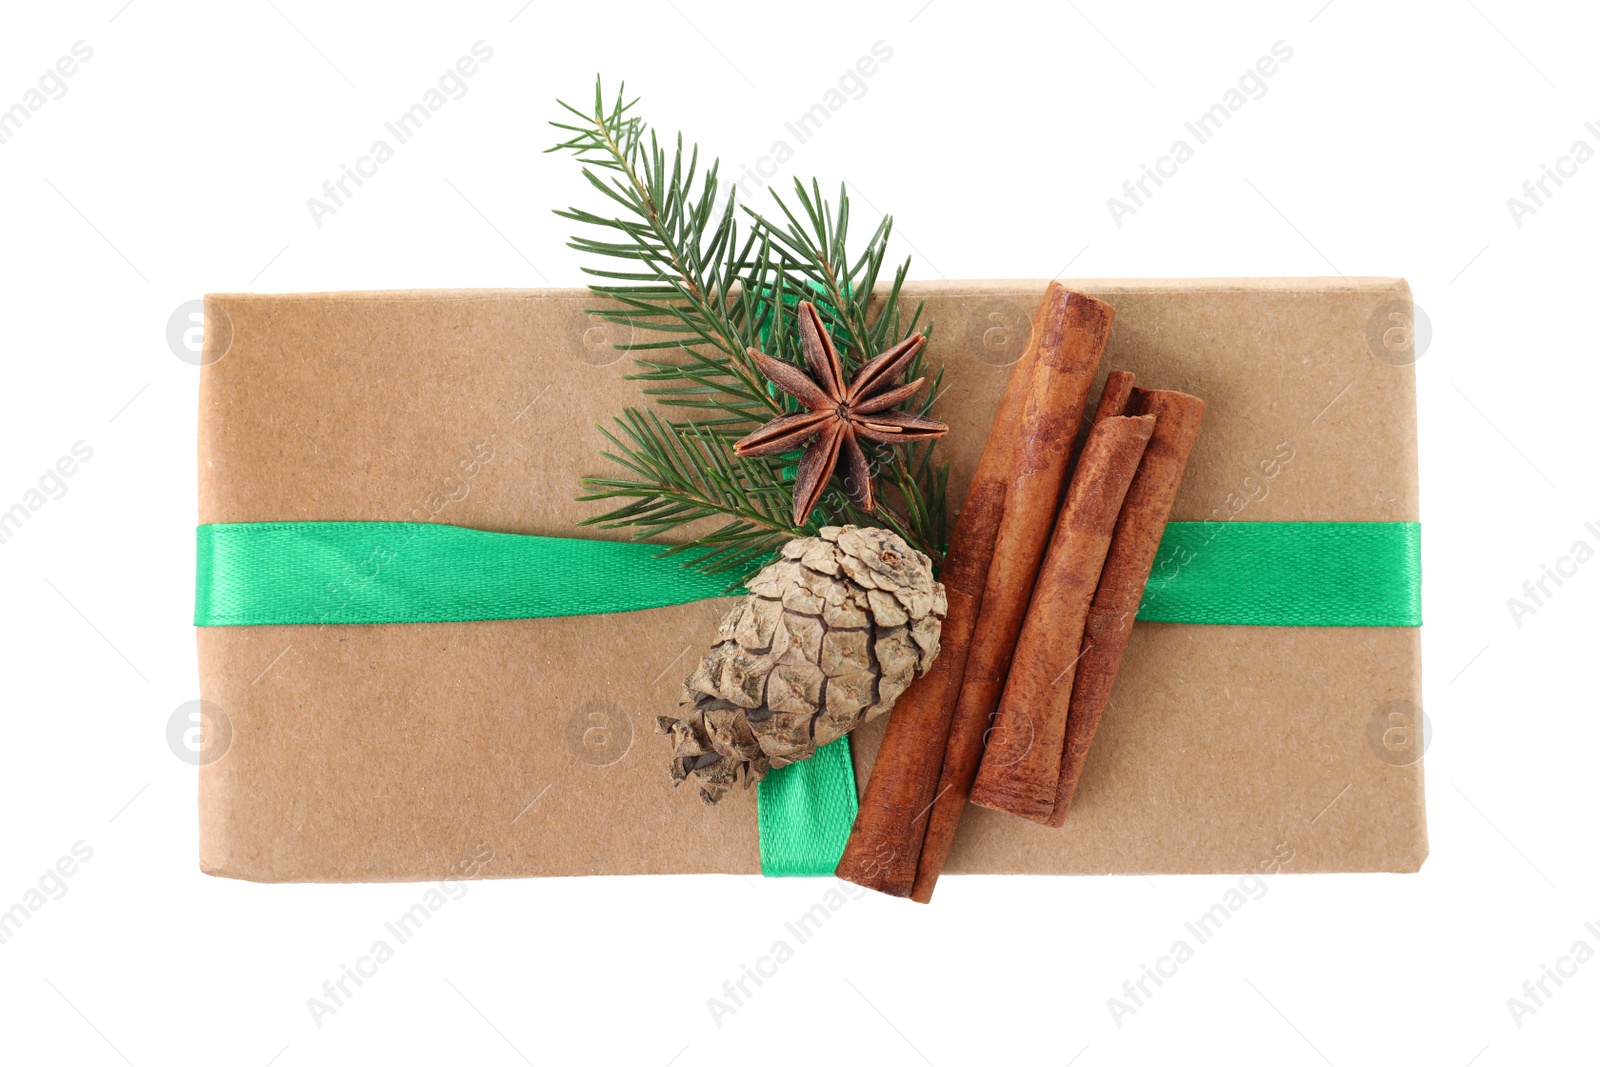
551 78 949 580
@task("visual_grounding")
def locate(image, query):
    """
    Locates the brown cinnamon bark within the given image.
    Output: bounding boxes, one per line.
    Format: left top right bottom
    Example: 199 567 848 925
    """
908 290 1115 903
1049 382 1205 824
835 282 1069 896
968 412 1155 821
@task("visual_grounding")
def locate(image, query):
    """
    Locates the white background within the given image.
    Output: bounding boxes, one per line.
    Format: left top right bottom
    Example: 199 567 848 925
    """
0 1 1594 1063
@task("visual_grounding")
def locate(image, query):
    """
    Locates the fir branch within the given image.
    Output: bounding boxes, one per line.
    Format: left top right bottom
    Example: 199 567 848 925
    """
551 78 950 579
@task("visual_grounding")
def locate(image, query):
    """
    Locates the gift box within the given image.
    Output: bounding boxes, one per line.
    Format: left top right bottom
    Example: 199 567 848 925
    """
195 278 1425 882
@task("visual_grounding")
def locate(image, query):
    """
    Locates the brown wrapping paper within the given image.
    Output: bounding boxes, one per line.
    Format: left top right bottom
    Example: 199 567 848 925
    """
196 278 1426 882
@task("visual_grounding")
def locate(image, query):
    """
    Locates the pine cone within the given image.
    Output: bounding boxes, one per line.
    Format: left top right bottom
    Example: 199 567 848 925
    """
659 526 946 803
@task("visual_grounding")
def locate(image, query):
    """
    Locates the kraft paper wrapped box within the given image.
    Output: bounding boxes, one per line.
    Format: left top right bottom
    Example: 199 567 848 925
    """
195 278 1426 882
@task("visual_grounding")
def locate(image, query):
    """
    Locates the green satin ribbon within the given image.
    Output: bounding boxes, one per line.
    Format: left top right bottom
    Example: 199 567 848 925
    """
1140 520 1421 626
194 519 1421 875
757 737 858 877
194 521 738 625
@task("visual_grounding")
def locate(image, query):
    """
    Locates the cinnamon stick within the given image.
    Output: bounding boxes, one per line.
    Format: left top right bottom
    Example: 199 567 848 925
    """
1091 368 1138 425
835 282 1071 896
908 290 1114 903
1050 381 1204 824
968 411 1155 821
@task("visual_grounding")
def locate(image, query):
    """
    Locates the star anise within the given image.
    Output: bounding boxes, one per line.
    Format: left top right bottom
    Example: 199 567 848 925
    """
734 301 949 526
